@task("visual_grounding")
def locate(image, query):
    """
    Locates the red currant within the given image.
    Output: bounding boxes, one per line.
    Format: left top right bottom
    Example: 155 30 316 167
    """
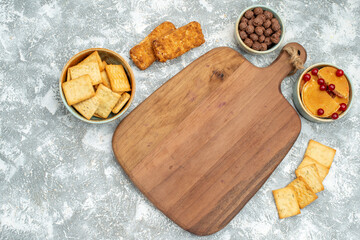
319 85 326 91
336 69 344 77
331 113 339 120
317 78 325 85
311 68 319 75
328 84 335 91
317 108 324 115
303 73 311 82
339 103 347 111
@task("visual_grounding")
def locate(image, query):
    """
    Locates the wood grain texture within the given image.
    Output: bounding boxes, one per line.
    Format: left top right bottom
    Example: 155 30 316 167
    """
112 43 307 235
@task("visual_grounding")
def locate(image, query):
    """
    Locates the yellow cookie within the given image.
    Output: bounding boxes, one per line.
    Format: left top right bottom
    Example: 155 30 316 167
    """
106 65 131 92
62 75 95 106
94 84 121 118
295 164 324 193
273 187 301 219
305 140 336 168
287 177 318 209
297 156 329 181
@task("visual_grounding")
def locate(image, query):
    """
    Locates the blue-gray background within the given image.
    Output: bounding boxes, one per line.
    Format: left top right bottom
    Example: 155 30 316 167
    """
0 0 359 239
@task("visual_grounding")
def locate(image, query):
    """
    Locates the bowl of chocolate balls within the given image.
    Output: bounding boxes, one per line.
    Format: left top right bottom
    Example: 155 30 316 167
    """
235 5 284 54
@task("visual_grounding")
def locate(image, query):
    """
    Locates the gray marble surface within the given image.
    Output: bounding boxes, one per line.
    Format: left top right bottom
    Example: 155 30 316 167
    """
1 0 359 239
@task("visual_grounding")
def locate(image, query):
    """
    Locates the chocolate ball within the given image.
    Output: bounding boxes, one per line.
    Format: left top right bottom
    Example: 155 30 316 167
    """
252 41 262 51
239 22 247 30
258 14 266 22
253 7 263 15
258 35 265 43
253 16 264 27
271 18 279 25
264 11 273 19
264 28 273 37
239 30 247 40
272 22 281 32
275 30 282 36
244 38 253 47
263 19 271 28
245 25 255 34
248 17 254 26
260 43 268 51
271 34 280 44
244 10 254 19
240 17 248 23
264 37 272 46
255 26 264 35
250 33 259 41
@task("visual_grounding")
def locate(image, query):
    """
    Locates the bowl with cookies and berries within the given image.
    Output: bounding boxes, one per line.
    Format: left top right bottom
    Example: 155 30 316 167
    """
235 5 284 54
293 63 353 123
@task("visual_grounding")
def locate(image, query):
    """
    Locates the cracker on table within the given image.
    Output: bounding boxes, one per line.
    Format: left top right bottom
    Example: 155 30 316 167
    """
130 21 176 70
78 51 105 71
297 156 329 181
73 95 99 120
62 75 95 106
69 61 102 85
94 84 121 118
295 164 324 193
106 65 131 92
305 140 336 168
153 21 205 62
112 92 130 114
287 177 318 209
273 187 301 219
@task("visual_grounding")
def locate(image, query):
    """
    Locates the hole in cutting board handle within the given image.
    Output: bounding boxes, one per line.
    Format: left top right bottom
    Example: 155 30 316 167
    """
297 50 301 55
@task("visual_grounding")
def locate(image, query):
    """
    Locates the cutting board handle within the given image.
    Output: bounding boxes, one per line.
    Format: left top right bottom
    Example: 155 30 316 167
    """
265 42 307 85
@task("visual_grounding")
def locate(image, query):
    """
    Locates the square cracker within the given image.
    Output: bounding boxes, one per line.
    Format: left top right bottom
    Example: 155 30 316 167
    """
100 70 111 89
295 164 324 193
273 187 301 219
69 61 102 85
106 65 131 92
112 92 130 114
78 51 105 71
94 84 121 118
102 60 107 68
297 156 329 181
66 69 71 81
287 177 318 209
62 75 95 106
94 113 104 119
305 140 336 168
73 95 100 120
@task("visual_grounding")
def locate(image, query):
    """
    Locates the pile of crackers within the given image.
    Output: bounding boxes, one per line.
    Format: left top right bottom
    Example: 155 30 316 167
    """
62 51 131 120
130 21 205 70
273 140 336 219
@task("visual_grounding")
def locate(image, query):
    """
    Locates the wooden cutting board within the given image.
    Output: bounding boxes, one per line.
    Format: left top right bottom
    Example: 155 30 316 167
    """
113 43 306 235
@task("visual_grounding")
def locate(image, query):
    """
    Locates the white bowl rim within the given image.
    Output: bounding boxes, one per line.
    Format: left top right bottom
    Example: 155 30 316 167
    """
235 5 285 54
295 62 353 122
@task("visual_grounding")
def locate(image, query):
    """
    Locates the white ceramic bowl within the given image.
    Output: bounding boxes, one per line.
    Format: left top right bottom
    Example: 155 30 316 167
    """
293 63 353 123
235 5 285 54
59 48 136 124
